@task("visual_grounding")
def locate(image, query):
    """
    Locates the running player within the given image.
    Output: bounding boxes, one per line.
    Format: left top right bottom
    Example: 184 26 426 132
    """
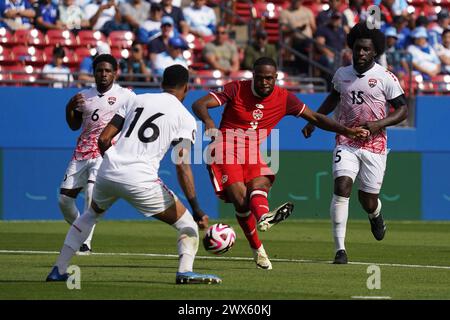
59 54 135 254
46 65 221 284
302 22 408 264
192 57 369 270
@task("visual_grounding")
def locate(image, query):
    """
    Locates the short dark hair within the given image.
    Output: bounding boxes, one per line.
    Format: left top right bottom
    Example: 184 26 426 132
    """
347 22 386 57
443 29 450 37
162 64 189 88
253 57 277 70
92 54 118 71
53 46 65 58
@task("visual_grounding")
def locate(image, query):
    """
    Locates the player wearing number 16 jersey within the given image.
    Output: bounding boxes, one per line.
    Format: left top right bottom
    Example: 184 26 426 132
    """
47 65 221 285
302 23 408 264
59 54 136 254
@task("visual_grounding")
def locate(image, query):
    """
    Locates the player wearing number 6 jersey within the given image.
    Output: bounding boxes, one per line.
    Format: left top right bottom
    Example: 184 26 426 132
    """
59 54 136 254
302 23 408 264
46 65 221 285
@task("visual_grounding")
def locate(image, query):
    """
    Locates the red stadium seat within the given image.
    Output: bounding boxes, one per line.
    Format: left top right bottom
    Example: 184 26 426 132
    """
108 31 134 49
0 28 15 47
14 29 46 47
11 46 46 67
77 30 107 48
111 47 130 60
0 45 15 65
75 47 95 60
46 30 78 47
5 64 39 85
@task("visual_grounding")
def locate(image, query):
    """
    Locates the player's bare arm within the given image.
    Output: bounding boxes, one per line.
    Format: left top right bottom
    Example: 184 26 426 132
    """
174 143 209 230
302 89 340 138
301 105 369 139
98 114 124 156
191 94 221 131
65 93 84 130
363 94 408 134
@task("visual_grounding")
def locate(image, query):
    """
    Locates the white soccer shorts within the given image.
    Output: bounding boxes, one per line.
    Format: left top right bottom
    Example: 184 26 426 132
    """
93 176 178 217
332 145 387 194
60 157 102 190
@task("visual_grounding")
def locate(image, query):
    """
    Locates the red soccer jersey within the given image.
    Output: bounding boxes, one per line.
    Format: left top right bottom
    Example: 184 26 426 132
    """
209 80 306 144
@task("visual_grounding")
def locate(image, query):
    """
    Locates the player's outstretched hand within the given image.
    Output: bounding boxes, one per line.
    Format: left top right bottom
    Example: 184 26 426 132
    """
193 210 209 230
301 123 315 138
69 93 85 111
346 127 370 139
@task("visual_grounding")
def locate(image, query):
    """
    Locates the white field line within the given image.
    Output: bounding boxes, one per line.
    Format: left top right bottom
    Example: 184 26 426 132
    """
1 249 450 271
351 296 392 300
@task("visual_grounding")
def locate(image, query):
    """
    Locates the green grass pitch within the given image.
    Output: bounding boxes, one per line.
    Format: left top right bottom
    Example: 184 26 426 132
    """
0 219 449 300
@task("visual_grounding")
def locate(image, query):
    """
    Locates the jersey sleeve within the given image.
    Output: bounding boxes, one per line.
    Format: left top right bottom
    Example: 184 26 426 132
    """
285 91 307 117
116 92 136 119
383 70 404 100
177 112 197 145
209 81 239 106
331 68 342 93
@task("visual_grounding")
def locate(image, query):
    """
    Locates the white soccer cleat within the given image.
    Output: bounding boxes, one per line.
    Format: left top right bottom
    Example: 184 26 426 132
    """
252 245 272 270
257 202 294 232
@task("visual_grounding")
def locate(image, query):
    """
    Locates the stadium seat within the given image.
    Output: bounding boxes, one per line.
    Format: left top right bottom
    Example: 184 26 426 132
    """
111 47 130 60
0 45 15 65
11 46 46 67
230 70 253 80
77 30 107 48
108 31 134 49
0 28 15 47
14 29 46 47
193 69 225 87
46 30 78 47
5 64 39 85
75 47 95 60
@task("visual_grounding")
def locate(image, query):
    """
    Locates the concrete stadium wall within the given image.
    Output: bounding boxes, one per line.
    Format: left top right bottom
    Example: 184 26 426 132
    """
0 88 449 220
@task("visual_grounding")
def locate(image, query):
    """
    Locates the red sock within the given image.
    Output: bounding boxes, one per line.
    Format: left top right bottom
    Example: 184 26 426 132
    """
236 213 261 249
249 189 269 221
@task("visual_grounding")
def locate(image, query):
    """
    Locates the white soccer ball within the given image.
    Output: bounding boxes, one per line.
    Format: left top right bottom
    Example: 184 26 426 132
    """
203 223 236 255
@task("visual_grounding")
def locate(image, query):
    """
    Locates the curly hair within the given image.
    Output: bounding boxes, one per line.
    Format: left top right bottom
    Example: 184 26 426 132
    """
92 54 118 72
347 22 386 57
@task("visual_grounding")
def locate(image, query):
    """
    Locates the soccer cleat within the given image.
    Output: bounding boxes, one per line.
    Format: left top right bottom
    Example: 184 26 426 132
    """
175 272 222 284
46 266 69 282
369 213 387 241
252 245 272 270
76 243 92 255
333 249 348 264
257 202 294 232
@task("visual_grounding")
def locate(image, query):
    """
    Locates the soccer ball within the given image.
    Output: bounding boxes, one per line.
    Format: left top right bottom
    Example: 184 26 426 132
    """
203 223 236 255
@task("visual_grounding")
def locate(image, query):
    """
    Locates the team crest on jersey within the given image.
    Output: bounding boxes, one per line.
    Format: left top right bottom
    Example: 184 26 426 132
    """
108 97 117 105
255 104 264 109
368 78 377 88
252 109 263 120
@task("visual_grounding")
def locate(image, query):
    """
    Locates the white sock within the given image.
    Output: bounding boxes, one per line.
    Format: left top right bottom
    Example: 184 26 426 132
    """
55 245 76 275
330 194 350 252
58 194 80 225
368 199 382 220
171 210 199 273
83 182 94 212
63 207 98 252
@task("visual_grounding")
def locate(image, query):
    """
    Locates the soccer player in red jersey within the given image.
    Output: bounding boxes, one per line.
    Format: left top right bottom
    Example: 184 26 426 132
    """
192 57 369 269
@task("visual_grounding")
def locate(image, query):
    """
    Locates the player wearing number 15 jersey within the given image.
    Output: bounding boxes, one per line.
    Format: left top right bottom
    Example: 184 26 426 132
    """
192 57 369 270
59 54 136 254
47 65 221 285
302 23 408 264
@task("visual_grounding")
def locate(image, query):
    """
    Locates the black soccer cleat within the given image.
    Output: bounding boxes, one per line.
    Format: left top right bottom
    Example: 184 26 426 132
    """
77 243 92 255
369 213 387 241
333 249 348 264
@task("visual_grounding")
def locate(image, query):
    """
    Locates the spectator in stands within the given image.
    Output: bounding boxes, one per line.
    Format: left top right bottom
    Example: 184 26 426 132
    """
375 0 408 18
150 0 182 7
42 46 74 88
2 0 36 30
182 0 216 37
435 29 450 74
316 0 348 32
382 26 410 77
429 9 450 49
139 2 163 42
242 29 277 71
202 24 239 76
342 0 367 29
78 41 111 84
152 36 188 77
119 0 150 32
119 41 152 82
83 0 129 35
59 0 89 30
392 15 411 50
378 0 395 27
279 0 316 74
161 0 188 35
147 15 175 65
407 26 441 80
35 0 63 31
314 12 347 72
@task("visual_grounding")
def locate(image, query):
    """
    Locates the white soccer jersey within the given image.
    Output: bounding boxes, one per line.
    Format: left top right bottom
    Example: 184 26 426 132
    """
98 92 197 186
332 63 404 154
73 84 136 161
